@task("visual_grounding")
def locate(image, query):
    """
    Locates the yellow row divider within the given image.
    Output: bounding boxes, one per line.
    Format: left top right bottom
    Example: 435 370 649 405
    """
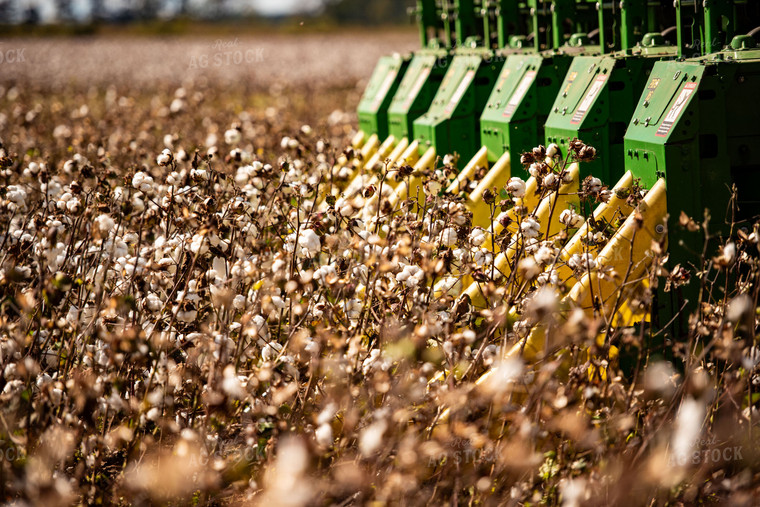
467 152 512 227
445 146 489 195
343 135 397 198
460 162 581 309
388 146 437 209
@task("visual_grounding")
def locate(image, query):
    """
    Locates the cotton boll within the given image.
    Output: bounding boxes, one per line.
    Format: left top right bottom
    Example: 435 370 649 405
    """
472 248 493 268
586 177 602 193
221 365 245 399
518 257 541 281
189 234 208 255
233 295 246 310
537 270 559 286
534 245 556 266
298 229 321 256
439 227 458 247
506 177 526 198
568 253 597 271
156 149 173 167
543 172 558 188
132 171 155 193
315 423 333 448
94 214 116 234
559 209 584 228
671 397 705 466
359 419 387 457
520 217 540 238
224 128 242 145
469 227 486 247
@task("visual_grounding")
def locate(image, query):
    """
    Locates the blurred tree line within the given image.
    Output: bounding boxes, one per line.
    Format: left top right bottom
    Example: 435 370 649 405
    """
0 0 416 25
322 0 415 25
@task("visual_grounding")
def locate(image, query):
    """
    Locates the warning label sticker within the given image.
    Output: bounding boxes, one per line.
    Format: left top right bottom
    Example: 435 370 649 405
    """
562 71 578 96
444 69 476 115
502 70 536 119
655 82 697 137
570 74 608 124
402 67 431 109
644 77 660 103
370 69 398 111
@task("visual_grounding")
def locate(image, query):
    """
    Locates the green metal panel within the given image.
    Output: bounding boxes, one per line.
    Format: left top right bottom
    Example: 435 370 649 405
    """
543 42 677 184
415 0 440 47
387 46 451 141
623 47 760 330
493 0 522 49
356 55 411 139
412 46 505 161
479 53 573 174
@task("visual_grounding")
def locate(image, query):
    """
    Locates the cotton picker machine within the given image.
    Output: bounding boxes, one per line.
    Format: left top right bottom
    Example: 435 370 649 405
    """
326 0 760 373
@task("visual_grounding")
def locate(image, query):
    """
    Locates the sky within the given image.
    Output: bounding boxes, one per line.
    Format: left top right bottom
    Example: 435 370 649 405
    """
250 0 324 16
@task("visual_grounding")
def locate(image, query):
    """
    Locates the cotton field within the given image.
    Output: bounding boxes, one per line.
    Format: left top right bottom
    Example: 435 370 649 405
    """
0 35 758 506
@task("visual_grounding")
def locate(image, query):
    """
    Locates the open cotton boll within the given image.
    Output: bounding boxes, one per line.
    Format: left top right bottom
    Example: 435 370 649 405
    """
131 171 154 193
469 227 486 247
94 214 115 234
298 229 321 256
359 418 387 457
315 423 333 448
232 295 246 310
520 217 540 238
559 209 584 228
671 397 705 466
586 177 602 193
224 128 242 145
439 227 458 247
396 265 425 288
506 177 526 198
156 148 173 166
221 365 245 399
542 172 558 188
568 253 597 271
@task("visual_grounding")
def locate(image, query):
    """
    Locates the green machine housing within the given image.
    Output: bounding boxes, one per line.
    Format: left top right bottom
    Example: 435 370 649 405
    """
357 0 481 140
357 54 412 140
477 0 633 179
622 1 760 332
413 40 506 161
387 0 528 142
478 35 592 177
543 0 678 185
412 0 604 163
387 41 451 141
